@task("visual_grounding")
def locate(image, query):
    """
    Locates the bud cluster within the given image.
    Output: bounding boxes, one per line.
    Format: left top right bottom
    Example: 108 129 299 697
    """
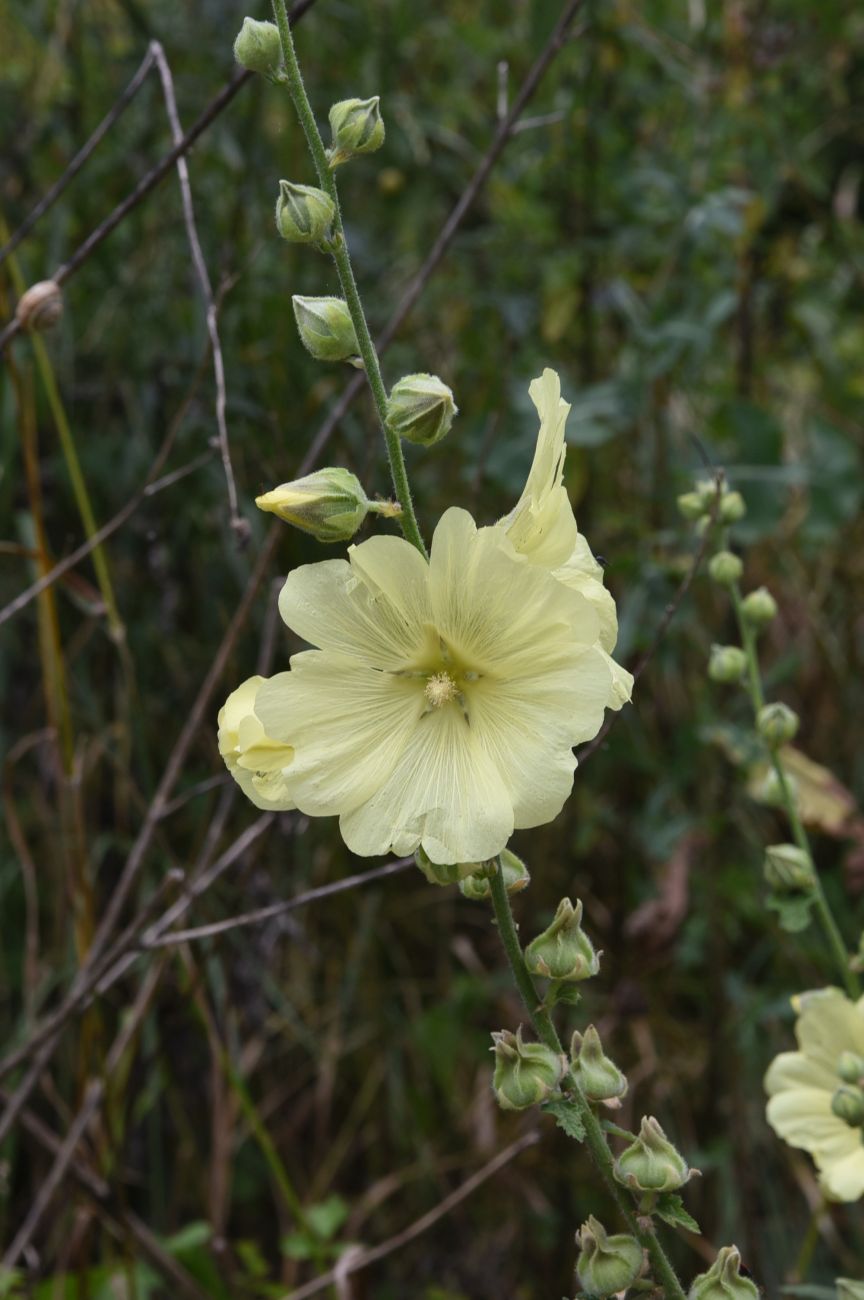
677 477 745 526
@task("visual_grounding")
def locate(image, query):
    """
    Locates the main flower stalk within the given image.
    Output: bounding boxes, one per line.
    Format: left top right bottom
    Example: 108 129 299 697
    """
270 0 427 557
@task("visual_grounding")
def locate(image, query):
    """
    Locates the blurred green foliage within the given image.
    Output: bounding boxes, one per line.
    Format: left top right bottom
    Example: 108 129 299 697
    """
2 0 864 1294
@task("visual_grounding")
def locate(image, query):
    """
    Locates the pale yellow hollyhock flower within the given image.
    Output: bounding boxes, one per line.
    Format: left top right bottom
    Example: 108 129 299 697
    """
218 676 296 811
765 987 864 1201
253 507 620 864
498 369 633 708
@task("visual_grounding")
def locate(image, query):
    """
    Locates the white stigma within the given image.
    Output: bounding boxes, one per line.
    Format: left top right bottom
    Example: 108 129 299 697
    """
424 671 457 708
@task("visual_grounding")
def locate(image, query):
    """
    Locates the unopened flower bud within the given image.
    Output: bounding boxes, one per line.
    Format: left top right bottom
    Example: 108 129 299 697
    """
719 490 746 523
415 846 485 887
524 898 600 982
708 645 747 684
709 550 743 586
490 1025 565 1111
458 849 530 900
571 1025 628 1104
695 478 722 508
741 586 778 628
575 1215 643 1298
275 180 336 248
233 17 282 75
757 702 799 747
255 467 368 543
757 766 796 808
327 96 385 167
837 1051 864 1085
613 1115 691 1192
763 844 814 893
677 491 708 521
831 1085 864 1128
15 280 63 332
292 295 360 364
688 1246 758 1299
386 373 457 447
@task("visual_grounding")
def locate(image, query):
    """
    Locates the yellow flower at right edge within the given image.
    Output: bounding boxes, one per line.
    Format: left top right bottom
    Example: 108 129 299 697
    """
497 369 633 710
765 987 864 1201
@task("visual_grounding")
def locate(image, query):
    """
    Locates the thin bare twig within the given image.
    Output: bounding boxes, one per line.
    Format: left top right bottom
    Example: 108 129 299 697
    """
151 42 243 535
284 1131 540 1300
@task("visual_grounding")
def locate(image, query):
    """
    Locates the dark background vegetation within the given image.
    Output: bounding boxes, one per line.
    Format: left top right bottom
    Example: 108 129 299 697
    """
2 0 864 1294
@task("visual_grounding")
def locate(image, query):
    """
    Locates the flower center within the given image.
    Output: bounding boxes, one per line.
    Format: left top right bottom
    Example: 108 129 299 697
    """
424 671 458 709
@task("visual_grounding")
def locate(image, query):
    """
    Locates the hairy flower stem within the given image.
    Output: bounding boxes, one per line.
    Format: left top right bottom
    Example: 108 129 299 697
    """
730 583 858 998
488 865 687 1300
270 0 427 557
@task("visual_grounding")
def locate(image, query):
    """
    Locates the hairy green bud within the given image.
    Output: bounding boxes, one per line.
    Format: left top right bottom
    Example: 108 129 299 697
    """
571 1025 628 1104
575 1215 643 1298
275 180 336 248
490 1025 564 1111
233 17 282 75
386 373 457 447
709 550 743 586
757 702 799 747
524 898 600 982
831 1085 864 1128
327 96 385 167
415 846 488 887
292 295 360 364
837 1051 864 1086
763 843 814 894
458 849 530 900
719 490 746 523
740 585 778 628
613 1115 691 1192
708 645 747 684
255 467 368 543
688 1246 758 1299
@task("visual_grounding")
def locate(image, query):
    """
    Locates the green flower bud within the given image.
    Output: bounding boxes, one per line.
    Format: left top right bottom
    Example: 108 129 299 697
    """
524 898 600 982
757 766 797 808
386 373 457 447
677 491 708 521
458 849 530 900
688 1246 758 1299
575 1215 643 1298
695 478 722 508
719 490 746 523
613 1115 691 1192
327 96 385 167
415 846 487 887
708 645 747 684
233 17 282 75
708 550 743 586
837 1280 864 1300
292 295 360 364
490 1025 565 1111
275 180 336 248
571 1025 628 1104
763 844 815 893
740 586 778 628
831 1085 864 1127
255 468 369 543
837 1051 864 1085
757 702 799 747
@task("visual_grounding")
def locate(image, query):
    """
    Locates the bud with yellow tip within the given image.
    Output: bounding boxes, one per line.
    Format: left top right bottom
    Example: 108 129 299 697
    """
255 467 369 543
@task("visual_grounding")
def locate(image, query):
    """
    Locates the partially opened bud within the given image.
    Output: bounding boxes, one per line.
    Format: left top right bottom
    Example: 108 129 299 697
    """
292 295 360 364
524 898 600 982
415 846 485 887
255 467 368 543
757 702 799 747
575 1216 643 1298
763 843 814 893
688 1246 759 1299
490 1026 564 1110
458 849 530 900
741 586 778 628
613 1115 691 1192
16 280 63 332
275 180 336 248
327 96 385 167
233 17 282 75
571 1025 628 1104
386 373 457 447
709 550 743 586
708 645 747 684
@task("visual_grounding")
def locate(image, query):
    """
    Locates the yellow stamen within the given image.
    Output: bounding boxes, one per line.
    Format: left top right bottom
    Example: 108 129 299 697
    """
425 671 457 708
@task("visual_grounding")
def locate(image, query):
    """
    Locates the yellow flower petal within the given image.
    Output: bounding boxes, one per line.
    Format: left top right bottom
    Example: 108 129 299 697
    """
217 676 296 811
818 1147 864 1202
795 988 864 1072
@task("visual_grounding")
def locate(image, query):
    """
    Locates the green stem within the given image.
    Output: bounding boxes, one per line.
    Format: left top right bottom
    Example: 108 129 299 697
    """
271 0 427 558
488 866 687 1300
730 583 859 997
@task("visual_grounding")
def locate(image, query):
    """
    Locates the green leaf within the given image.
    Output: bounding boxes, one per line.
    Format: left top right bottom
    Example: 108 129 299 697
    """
281 1233 315 1261
544 980 582 1009
542 1097 586 1142
306 1194 349 1241
766 890 816 934
656 1192 700 1233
